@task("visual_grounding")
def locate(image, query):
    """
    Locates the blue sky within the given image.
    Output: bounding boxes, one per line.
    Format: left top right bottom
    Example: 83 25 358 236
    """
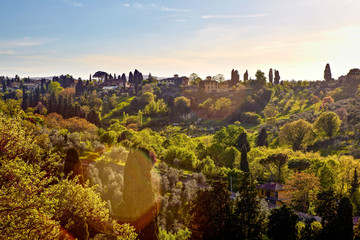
0 0 359 80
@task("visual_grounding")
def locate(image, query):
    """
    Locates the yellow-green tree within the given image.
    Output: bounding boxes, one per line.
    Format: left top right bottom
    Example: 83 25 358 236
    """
279 119 313 151
314 111 341 139
285 172 320 212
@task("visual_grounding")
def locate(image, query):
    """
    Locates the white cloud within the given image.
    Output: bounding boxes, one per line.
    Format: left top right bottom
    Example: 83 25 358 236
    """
0 38 46 48
62 0 82 7
123 4 131 7
150 4 190 12
171 19 187 22
128 3 190 12
0 50 16 55
201 14 267 19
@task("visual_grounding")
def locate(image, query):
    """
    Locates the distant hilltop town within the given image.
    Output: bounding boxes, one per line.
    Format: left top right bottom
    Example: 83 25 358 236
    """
1 66 360 98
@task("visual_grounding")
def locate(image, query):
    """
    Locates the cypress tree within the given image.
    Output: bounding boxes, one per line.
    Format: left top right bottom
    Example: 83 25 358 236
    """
256 128 268 147
64 147 84 184
351 168 359 195
324 63 332 82
323 197 354 240
129 72 134 84
234 173 266 239
121 73 127 92
123 148 158 240
87 109 101 126
237 132 250 172
267 205 299 240
269 68 273 84
244 70 249 81
274 70 280 85
21 87 28 110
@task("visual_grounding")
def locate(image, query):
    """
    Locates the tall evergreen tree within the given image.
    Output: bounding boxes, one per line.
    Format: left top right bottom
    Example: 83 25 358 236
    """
351 168 359 195
244 70 249 81
256 128 268 147
234 173 266 239
335 197 354 240
237 132 250 172
129 72 134 84
267 205 299 240
231 69 240 86
269 68 273 84
322 197 354 240
274 70 280 85
324 63 332 82
64 147 84 184
123 148 158 240
47 92 57 113
21 87 28 110
121 73 127 92
189 180 234 240
75 79 84 95
87 109 101 127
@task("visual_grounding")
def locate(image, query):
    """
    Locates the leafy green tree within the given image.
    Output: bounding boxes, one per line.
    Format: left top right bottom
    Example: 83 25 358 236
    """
267 205 299 240
287 159 311 173
164 146 198 170
100 131 118 145
159 228 191 240
139 92 155 106
189 181 234 240
314 112 341 139
212 124 244 147
0 115 137 240
237 132 250 172
143 99 168 116
285 172 320 212
174 96 191 114
255 70 266 86
263 105 279 119
279 119 313 151
259 154 288 183
48 81 63 94
189 73 202 85
298 219 322 240
319 164 335 190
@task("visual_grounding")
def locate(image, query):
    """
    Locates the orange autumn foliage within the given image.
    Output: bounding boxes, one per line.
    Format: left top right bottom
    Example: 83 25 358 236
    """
45 113 97 133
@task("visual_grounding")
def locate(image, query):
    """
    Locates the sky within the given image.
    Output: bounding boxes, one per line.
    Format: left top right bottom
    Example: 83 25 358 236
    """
0 0 359 80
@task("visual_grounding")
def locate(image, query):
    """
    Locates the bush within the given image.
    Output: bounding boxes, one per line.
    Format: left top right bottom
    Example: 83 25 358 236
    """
241 112 261 125
164 146 198 170
100 131 118 144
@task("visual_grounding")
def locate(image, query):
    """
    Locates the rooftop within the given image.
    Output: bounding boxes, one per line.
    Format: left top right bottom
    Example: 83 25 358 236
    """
257 182 284 191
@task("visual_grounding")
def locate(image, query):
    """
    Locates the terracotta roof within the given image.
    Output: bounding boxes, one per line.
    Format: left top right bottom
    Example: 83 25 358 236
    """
257 182 284 191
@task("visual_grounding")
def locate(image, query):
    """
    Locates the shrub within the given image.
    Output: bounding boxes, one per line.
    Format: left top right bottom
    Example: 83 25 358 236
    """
241 112 261 125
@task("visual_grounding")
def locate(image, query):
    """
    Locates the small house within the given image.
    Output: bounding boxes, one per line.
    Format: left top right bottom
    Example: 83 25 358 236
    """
257 182 288 206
